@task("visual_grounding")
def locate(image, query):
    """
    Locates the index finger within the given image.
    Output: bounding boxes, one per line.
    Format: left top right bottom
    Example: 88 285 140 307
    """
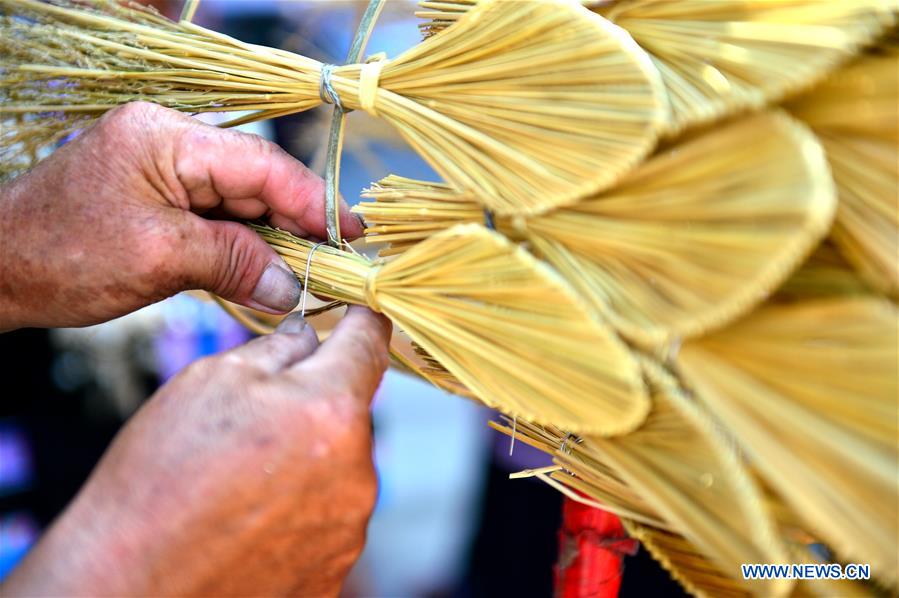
292 305 392 400
171 116 362 239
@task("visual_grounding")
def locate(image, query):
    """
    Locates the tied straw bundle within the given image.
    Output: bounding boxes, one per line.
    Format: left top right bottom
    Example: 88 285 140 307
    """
492 360 791 597
677 297 899 585
356 111 837 349
418 0 898 136
256 223 650 436
0 0 668 215
787 44 899 299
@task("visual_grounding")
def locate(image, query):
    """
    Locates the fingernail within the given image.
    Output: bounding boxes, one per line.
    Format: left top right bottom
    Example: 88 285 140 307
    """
275 312 307 334
354 212 368 230
251 262 301 312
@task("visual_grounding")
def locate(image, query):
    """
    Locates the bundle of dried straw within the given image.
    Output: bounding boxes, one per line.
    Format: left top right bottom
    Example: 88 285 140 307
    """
356 111 836 349
3 1 896 592
678 297 898 584
418 0 897 136
0 0 668 214
256 223 649 436
491 359 790 597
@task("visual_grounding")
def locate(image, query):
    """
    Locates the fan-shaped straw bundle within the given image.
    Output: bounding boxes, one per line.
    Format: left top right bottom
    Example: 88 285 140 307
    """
677 297 899 584
356 111 837 348
492 360 790 597
786 46 899 298
0 0 668 214
256 223 649 436
598 0 898 135
418 0 897 136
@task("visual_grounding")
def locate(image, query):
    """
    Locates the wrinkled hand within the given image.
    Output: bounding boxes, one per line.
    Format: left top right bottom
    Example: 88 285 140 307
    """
0 102 361 330
4 307 391 597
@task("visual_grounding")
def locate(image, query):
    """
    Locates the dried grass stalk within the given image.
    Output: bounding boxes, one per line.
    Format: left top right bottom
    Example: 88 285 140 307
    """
356 111 836 350
678 297 899 584
493 359 790 597
0 0 668 215
418 0 896 136
255 223 649 436
787 47 899 298
387 330 475 399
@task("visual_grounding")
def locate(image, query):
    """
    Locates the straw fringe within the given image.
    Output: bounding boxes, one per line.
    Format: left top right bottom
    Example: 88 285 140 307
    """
388 331 475 399
622 518 879 598
256 222 649 436
356 111 837 351
622 520 750 598
0 0 668 215
678 297 899 586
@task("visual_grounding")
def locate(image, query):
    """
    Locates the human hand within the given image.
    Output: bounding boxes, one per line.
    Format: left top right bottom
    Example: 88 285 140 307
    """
3 306 391 597
0 102 362 330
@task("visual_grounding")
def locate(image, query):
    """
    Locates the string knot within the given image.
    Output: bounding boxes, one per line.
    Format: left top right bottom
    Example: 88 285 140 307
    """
363 263 384 313
319 64 347 112
359 52 387 117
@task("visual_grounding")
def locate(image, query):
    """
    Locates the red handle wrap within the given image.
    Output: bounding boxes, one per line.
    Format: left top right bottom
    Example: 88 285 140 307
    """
554 497 638 598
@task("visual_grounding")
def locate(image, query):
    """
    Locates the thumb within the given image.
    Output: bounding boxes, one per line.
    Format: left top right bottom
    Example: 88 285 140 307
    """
182 217 301 313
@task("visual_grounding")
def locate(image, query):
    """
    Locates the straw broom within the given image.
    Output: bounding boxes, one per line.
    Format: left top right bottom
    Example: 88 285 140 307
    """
417 0 897 136
786 46 899 299
0 0 668 215
254 222 649 436
639 249 894 594
598 1 897 136
495 350 896 593
492 359 791 597
516 439 884 597
677 297 899 585
356 111 837 349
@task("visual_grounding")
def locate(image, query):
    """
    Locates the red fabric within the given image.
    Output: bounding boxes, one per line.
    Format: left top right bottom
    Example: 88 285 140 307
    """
554 497 637 598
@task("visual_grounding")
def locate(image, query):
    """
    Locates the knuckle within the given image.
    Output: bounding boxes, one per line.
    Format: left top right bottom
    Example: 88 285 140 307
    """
175 353 218 384
98 101 162 133
353 327 390 372
187 350 262 383
132 226 192 297
236 129 279 158
256 332 301 356
208 224 261 298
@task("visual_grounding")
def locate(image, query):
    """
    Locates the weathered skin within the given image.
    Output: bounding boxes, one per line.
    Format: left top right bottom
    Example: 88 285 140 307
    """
0 101 362 330
0 102 389 597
